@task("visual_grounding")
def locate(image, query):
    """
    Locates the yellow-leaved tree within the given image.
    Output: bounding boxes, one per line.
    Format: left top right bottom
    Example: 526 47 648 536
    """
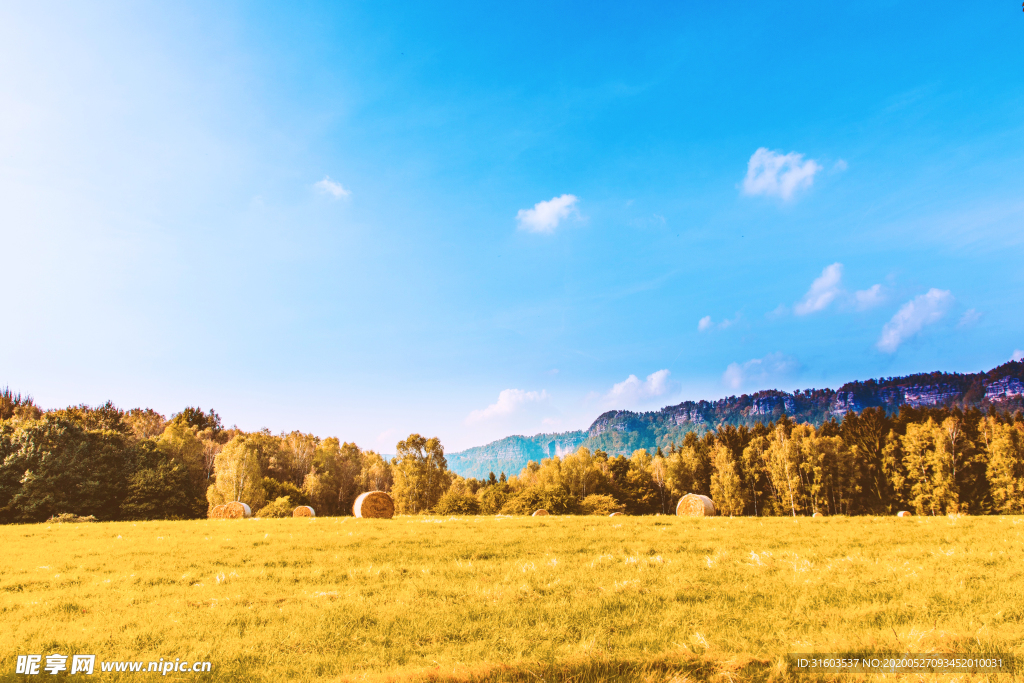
390 434 449 514
982 417 1024 514
207 434 266 511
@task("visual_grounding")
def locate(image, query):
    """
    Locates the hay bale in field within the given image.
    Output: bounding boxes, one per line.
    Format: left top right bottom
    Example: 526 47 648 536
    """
353 491 395 519
609 512 624 517
812 512 823 518
676 494 716 517
223 501 252 519
293 505 315 518
897 510 913 517
209 504 227 519
532 509 549 517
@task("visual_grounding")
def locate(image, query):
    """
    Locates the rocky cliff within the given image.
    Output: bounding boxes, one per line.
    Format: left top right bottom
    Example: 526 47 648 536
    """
446 361 1024 478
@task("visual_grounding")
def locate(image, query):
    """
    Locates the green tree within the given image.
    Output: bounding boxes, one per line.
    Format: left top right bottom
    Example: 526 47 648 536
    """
0 416 131 522
120 440 202 520
477 482 512 514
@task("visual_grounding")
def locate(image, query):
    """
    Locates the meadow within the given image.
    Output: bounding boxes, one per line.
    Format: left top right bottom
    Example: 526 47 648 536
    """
2 515 1023 682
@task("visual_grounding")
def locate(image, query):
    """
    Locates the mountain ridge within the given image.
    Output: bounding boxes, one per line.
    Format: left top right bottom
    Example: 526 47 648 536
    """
446 361 1024 478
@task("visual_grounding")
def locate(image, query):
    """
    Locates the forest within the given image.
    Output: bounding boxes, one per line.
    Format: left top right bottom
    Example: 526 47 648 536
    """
1 387 1022 522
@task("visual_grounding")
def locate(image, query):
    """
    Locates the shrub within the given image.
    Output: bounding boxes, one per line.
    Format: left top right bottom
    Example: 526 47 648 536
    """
256 496 294 518
581 494 625 515
501 485 578 515
477 483 512 514
262 478 310 507
433 490 480 515
47 513 97 523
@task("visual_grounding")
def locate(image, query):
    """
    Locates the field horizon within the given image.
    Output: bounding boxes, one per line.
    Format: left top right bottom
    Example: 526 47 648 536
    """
3 514 1022 682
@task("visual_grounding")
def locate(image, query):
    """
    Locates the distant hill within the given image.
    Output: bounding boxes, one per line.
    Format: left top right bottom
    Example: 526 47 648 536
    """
446 361 1024 478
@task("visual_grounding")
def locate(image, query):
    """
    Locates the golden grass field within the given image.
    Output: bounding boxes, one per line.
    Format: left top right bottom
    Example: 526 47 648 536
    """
2 515 1023 682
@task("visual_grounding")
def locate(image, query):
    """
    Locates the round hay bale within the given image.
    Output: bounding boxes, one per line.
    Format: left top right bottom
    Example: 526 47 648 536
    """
609 512 624 517
223 501 252 519
353 491 395 519
897 510 913 517
293 505 315 518
209 504 227 519
532 509 549 516
812 512 823 518
676 494 716 517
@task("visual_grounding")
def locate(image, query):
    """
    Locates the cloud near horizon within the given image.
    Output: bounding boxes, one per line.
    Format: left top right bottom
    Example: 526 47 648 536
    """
722 352 799 390
516 194 579 233
742 148 822 200
314 176 351 199
466 388 549 423
877 289 953 353
604 369 672 407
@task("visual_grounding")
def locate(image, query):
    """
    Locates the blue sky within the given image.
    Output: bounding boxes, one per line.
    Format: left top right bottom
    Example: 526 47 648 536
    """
1 2 1022 452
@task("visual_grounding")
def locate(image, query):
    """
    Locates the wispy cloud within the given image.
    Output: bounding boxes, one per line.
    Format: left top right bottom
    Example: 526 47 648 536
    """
1013 350 1024 362
957 308 982 328
516 194 579 233
794 263 843 315
877 289 953 353
854 284 886 310
722 353 799 390
698 313 740 332
788 263 885 316
742 148 822 201
314 176 351 199
467 389 549 423
604 369 672 407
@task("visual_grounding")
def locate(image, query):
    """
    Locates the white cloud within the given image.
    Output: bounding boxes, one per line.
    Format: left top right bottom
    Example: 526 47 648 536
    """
832 159 848 173
787 264 884 316
722 352 799 390
957 308 982 328
1012 350 1024 362
604 369 672 406
742 148 822 200
516 194 579 233
854 284 886 310
876 289 953 353
698 313 740 332
794 263 844 315
314 176 351 199
466 389 549 423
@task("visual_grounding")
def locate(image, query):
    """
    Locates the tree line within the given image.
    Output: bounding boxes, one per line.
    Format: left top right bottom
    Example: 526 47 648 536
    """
1 387 1022 522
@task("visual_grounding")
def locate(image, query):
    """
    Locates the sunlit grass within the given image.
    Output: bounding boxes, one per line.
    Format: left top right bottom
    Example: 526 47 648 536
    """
2 515 1023 682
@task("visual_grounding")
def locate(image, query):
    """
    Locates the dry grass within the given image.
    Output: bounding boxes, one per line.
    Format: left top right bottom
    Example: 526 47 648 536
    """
2 515 1022 682
354 491 395 518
